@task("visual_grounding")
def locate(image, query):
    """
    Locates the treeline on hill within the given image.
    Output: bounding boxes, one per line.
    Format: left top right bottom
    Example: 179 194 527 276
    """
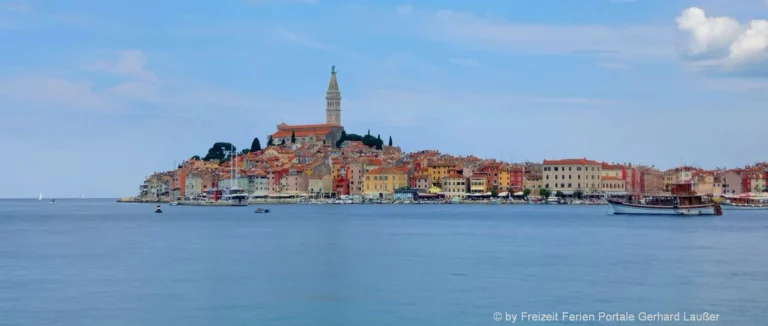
191 130 393 162
335 130 391 150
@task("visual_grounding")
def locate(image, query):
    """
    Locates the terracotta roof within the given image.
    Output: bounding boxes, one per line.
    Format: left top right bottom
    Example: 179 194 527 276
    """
601 162 625 170
272 128 334 138
444 173 465 179
277 123 340 130
411 174 430 179
544 158 601 165
471 172 488 178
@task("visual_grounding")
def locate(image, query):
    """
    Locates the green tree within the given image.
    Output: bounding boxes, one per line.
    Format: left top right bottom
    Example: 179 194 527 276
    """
241 148 250 155
203 142 235 161
555 191 564 198
250 137 262 152
267 136 274 147
388 136 393 147
523 188 531 197
574 190 583 199
191 155 201 161
367 129 370 136
291 130 296 143
280 139 286 145
491 188 498 197
539 188 551 198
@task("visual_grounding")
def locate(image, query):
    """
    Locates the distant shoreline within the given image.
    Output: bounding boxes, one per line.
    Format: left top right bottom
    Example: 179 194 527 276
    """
116 197 608 206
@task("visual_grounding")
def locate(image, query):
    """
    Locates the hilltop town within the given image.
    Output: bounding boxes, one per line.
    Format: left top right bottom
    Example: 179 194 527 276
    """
131 67 768 203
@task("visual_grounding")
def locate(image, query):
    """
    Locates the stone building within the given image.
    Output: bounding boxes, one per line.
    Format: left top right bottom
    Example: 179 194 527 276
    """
270 66 344 146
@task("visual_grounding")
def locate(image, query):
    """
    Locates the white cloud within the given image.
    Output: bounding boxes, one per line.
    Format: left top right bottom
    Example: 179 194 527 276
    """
90 50 158 83
676 7 742 56
677 7 768 71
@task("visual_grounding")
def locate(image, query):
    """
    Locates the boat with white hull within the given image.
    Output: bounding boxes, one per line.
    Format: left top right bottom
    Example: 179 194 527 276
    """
719 193 768 210
607 200 717 216
607 183 722 216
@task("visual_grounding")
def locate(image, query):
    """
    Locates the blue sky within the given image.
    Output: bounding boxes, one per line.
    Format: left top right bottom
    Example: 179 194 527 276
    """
2 0 767 198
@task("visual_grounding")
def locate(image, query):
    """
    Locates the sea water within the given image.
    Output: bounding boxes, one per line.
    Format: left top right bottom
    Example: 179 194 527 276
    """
0 200 766 325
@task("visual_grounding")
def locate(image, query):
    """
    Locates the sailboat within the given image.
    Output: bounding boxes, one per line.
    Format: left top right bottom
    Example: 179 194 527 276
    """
38 192 43 200
224 151 248 206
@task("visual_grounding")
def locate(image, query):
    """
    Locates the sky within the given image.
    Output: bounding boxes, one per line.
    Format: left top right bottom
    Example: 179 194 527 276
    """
1 0 768 198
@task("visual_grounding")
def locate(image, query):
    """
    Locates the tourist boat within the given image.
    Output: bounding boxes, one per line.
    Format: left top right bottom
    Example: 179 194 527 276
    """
607 184 722 216
254 208 270 213
720 193 768 210
49 198 55 204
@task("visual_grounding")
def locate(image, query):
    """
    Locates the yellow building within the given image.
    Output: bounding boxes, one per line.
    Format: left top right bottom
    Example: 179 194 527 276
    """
498 168 510 191
427 162 455 186
364 167 408 197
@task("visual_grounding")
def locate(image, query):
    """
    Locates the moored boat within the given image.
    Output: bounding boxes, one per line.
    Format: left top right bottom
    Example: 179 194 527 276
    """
719 193 768 210
607 184 722 216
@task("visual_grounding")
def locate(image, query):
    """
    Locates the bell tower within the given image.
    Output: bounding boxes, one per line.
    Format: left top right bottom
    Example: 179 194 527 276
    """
325 65 341 125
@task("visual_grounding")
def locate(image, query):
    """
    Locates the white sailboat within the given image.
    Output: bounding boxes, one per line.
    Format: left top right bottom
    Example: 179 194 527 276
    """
38 192 43 201
224 150 248 206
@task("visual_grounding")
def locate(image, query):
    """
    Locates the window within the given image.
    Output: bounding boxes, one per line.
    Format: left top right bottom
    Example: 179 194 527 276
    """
561 183 565 188
545 183 549 188
555 175 558 179
555 167 559 171
569 175 572 179
568 183 571 188
569 167 572 171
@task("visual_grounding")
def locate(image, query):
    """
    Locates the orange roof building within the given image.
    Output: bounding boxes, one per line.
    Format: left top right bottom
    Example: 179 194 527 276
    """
269 67 345 146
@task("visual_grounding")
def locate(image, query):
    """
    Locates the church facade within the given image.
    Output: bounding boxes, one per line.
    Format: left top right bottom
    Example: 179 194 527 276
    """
270 66 344 146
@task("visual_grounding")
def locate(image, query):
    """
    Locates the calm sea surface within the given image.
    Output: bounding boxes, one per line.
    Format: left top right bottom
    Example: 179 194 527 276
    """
0 199 766 325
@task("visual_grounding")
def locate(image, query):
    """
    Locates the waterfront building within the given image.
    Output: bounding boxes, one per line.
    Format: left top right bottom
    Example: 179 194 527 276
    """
364 167 409 199
427 161 455 187
308 175 333 198
470 173 488 193
601 163 628 195
693 171 717 196
663 166 699 190
410 174 432 191
524 174 543 193
508 166 524 192
270 66 344 146
348 162 364 195
248 171 269 197
542 158 602 195
185 173 203 198
442 174 469 197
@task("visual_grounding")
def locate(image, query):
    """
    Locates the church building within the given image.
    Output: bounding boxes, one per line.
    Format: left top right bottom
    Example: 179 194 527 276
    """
270 66 344 146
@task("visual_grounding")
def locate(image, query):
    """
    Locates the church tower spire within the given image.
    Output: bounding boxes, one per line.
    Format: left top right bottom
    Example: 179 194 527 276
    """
325 65 341 125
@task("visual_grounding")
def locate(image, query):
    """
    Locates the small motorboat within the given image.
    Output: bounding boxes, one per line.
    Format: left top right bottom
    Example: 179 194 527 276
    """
254 208 270 213
154 205 163 213
169 201 178 206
